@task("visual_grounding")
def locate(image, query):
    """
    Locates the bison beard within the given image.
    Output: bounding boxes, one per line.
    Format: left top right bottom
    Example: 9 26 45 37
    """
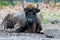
2 8 43 34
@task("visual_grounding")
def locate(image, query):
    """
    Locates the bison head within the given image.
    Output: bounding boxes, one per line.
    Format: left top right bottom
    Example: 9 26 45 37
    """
24 4 40 23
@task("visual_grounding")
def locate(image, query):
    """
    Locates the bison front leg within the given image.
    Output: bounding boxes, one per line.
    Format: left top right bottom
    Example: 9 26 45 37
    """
35 23 42 32
15 25 28 33
15 22 28 33
15 26 27 33
35 19 44 34
33 22 36 33
36 23 44 34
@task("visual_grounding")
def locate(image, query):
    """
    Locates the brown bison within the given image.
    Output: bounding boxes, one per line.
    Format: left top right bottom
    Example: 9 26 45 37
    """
2 4 43 34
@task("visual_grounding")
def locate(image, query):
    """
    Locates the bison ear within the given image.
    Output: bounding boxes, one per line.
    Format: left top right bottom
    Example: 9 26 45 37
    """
36 8 40 13
24 8 27 13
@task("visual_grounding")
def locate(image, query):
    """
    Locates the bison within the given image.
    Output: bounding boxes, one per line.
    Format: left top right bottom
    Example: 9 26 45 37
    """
2 3 43 34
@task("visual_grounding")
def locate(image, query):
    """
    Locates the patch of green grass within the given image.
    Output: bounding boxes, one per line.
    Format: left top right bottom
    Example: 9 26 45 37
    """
1 1 9 6
0 1 9 6
41 18 49 24
40 12 49 24
41 12 60 24
53 14 60 19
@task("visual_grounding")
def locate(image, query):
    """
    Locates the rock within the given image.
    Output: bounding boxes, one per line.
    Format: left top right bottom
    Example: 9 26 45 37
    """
46 35 54 38
51 20 59 24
